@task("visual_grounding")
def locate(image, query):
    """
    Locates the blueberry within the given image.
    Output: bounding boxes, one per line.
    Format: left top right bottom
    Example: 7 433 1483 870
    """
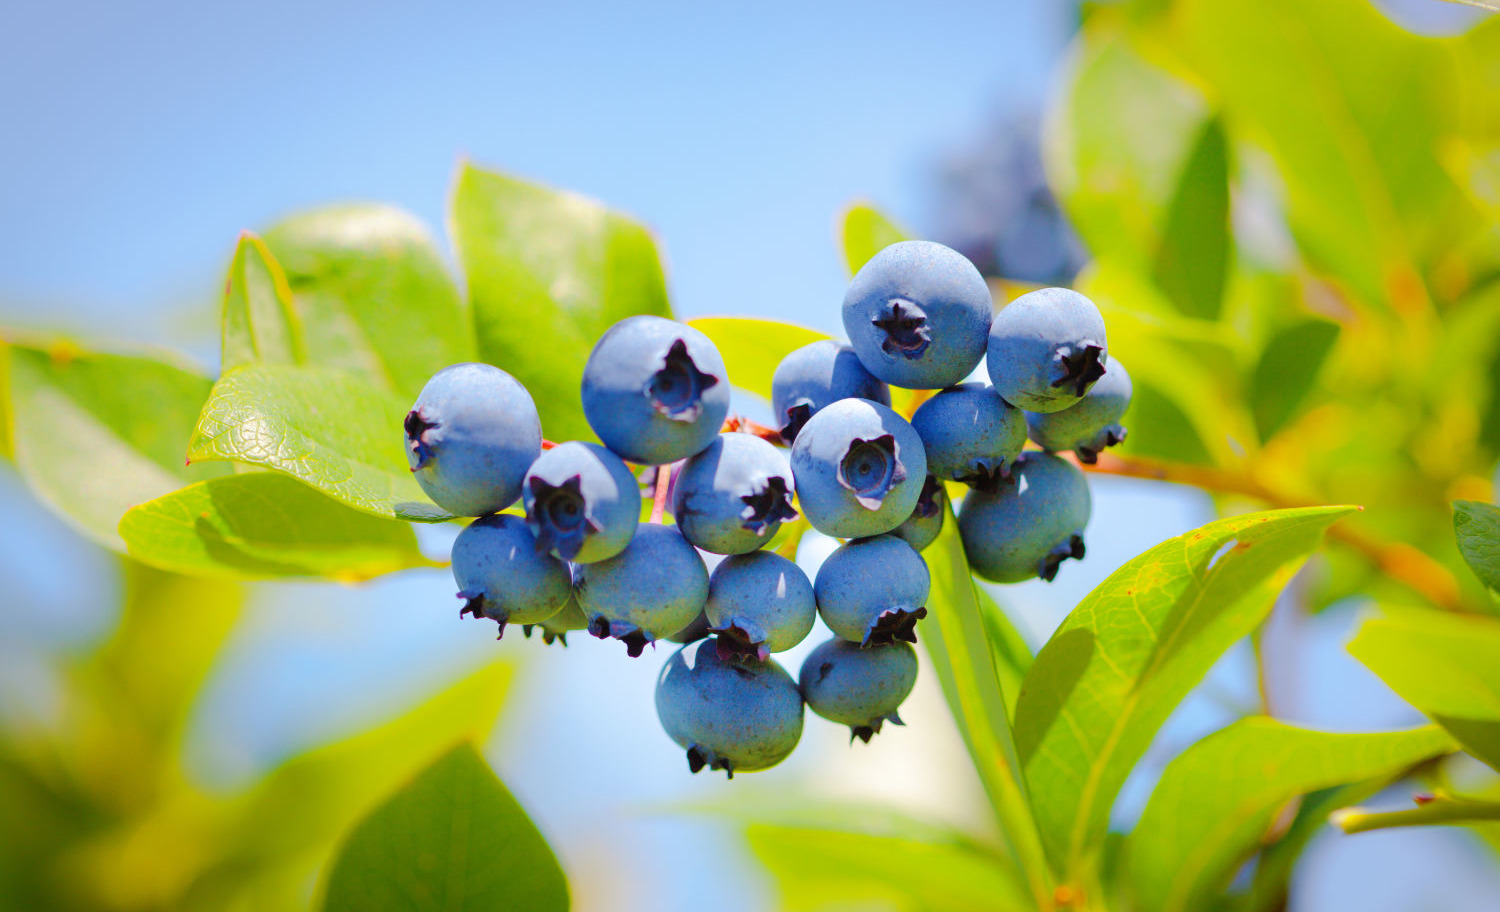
705 550 816 661
910 383 1026 487
957 451 1091 583
655 637 804 777
405 363 542 516
1026 357 1131 464
523 589 589 646
987 287 1108 413
576 524 709 657
814 534 930 645
672 433 798 555
789 398 928 539
799 638 918 743
891 475 946 552
452 514 571 639
522 441 640 563
581 315 731 464
770 340 891 443
842 241 992 390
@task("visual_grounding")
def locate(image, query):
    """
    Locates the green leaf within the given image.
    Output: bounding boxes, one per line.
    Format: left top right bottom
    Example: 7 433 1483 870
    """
320 742 568 912
919 506 1050 905
1244 780 1389 912
1454 500 1500 595
452 163 672 443
262 204 472 401
119 472 437 581
1348 610 1500 770
221 233 305 373
1126 718 1454 912
1012 505 1356 880
1152 117 1230 320
4 340 229 549
840 202 911 275
188 364 450 522
975 585 1033 722
0 341 12 460
1250 319 1340 442
687 317 829 402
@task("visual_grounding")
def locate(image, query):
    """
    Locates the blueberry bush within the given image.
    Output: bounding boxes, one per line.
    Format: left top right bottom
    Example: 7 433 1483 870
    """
4 1 1500 910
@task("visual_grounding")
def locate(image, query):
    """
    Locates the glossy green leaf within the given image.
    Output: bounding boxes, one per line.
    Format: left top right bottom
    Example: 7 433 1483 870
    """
1013 505 1356 879
221 233 305 373
840 202 911 275
1152 117 1230 320
919 506 1050 904
188 364 450 522
975 585 1033 721
119 472 437 581
1126 718 1453 912
452 163 671 443
262 204 472 401
1348 611 1500 770
5 340 228 549
687 317 829 402
1454 500 1500 594
320 742 567 912
1250 319 1340 443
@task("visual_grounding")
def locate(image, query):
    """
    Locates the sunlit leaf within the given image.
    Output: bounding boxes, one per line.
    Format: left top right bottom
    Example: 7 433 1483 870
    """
1152 117 1230 320
1126 718 1453 912
840 202 911 275
0 341 12 460
4 340 228 549
119 473 437 581
1454 500 1500 595
221 233 305 373
687 317 830 402
188 363 450 522
1348 610 1500 770
1250 319 1340 442
452 163 671 443
263 204 472 401
320 742 567 912
975 585 1033 721
1013 505 1356 880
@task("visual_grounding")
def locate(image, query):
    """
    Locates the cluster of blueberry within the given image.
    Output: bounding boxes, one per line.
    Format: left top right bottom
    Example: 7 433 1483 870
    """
403 240 1130 777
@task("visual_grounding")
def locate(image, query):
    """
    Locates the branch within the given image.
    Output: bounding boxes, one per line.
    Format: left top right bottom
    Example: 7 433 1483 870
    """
1334 793 1500 834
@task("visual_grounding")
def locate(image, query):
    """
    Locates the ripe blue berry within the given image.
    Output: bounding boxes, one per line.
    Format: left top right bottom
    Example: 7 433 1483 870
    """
891 475 946 552
576 524 709 657
799 638 918 742
987 287 1107 413
842 241 992 390
957 451 1091 583
910 383 1026 486
405 363 542 516
523 586 589 646
452 514 571 639
655 637 804 777
770 340 891 443
789 398 928 539
672 433 798 555
1026 357 1131 464
814 534 930 645
522 441 640 563
705 550 816 661
581 315 731 464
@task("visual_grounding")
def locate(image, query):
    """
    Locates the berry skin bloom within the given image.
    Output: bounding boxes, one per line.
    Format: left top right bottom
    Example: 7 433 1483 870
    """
673 433 798 555
770 339 890 444
452 513 571 639
1026 357 1132 464
704 550 816 662
958 450 1092 583
522 441 641 564
910 382 1026 487
576 524 709 657
800 637 918 743
987 286 1108 413
814 534 931 646
790 397 928 539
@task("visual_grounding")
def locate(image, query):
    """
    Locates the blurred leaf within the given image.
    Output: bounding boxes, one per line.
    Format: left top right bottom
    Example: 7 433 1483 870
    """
840 202 911 275
221 233 305 373
687 317 829 402
4 340 228 550
1348 611 1500 770
451 163 671 443
1250 319 1340 442
320 742 567 912
188 364 451 522
119 472 437 581
263 204 472 401
1335 793 1500 834
1454 500 1500 595
0 341 12 460
1013 505 1356 879
1125 379 1213 465
747 818 1029 912
975 585 1033 722
919 506 1050 903
1126 718 1453 912
1152 117 1230 320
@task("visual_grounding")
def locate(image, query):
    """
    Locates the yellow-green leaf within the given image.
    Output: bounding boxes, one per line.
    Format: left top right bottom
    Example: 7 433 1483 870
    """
221 233 305 373
840 202 912 275
687 317 830 402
